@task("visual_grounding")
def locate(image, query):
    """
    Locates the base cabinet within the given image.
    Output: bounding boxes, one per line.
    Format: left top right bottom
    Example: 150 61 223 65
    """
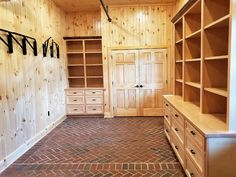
164 96 236 177
66 88 104 115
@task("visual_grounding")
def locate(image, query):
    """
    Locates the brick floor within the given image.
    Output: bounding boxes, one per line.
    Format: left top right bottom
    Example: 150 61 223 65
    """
0 117 186 177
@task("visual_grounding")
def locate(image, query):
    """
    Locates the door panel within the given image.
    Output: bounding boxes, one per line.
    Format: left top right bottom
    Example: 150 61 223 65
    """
112 50 139 116
139 49 166 116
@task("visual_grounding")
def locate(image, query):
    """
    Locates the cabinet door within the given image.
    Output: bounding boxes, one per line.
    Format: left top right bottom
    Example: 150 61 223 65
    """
112 50 140 116
139 49 167 116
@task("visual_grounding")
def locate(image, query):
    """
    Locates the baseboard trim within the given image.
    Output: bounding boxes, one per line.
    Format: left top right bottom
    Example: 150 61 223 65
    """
0 115 66 173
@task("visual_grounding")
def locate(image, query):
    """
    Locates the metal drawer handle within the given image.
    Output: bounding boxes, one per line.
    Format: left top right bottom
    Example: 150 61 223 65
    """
190 149 196 155
191 131 196 136
190 173 194 177
175 128 179 132
175 145 178 150
92 99 96 101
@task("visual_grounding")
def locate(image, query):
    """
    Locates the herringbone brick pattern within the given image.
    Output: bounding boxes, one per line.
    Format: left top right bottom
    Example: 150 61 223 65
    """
0 117 186 177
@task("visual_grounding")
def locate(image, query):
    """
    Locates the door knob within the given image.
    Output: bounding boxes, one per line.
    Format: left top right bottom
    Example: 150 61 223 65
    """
140 85 143 88
135 85 139 88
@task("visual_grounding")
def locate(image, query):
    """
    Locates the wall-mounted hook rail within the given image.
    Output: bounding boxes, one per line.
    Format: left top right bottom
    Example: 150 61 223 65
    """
99 0 112 22
42 37 60 59
0 28 37 56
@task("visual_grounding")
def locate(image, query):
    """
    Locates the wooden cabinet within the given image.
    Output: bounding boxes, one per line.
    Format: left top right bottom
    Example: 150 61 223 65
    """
64 36 104 116
111 49 167 117
164 96 236 177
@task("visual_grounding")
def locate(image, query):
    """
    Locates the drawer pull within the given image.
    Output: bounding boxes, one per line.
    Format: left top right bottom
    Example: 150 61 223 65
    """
190 149 196 155
92 99 96 101
73 92 77 94
92 92 96 94
165 103 169 107
175 128 179 132
175 114 178 118
73 100 77 102
166 129 169 133
165 115 168 118
73 109 78 111
190 131 196 136
175 145 178 150
92 108 97 111
190 173 194 177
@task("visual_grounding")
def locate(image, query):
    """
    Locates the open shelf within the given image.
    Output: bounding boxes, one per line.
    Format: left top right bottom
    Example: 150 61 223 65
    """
85 40 102 53
66 40 83 53
185 29 201 39
203 90 227 118
175 81 183 96
184 84 200 107
204 0 230 27
175 42 183 61
203 59 228 93
185 82 201 89
185 58 201 62
184 1 201 36
68 66 84 77
205 55 228 61
175 62 183 80
204 23 229 58
85 53 102 65
185 37 201 59
87 78 103 88
68 78 85 88
176 79 183 83
204 88 227 97
86 65 103 77
67 53 84 65
185 61 201 83
175 19 183 41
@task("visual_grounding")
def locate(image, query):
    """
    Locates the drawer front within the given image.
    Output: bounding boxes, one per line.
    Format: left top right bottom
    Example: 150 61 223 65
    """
164 120 171 141
186 135 204 173
86 105 103 114
186 155 202 177
86 90 103 95
171 135 185 168
86 96 103 105
67 96 85 104
67 105 85 115
186 121 205 149
67 90 84 96
172 118 184 145
171 108 184 127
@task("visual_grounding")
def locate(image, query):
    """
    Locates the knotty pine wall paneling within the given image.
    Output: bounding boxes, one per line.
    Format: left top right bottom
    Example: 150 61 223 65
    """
0 0 67 171
101 4 175 117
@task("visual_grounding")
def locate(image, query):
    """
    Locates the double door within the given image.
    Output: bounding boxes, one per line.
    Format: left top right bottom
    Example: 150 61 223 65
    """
112 49 167 116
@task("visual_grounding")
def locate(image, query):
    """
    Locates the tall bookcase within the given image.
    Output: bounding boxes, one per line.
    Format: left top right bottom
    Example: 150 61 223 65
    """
173 0 232 128
64 37 104 116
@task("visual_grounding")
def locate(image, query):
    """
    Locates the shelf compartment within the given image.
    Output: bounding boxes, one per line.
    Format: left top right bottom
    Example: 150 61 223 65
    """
87 78 103 88
68 78 85 88
68 66 85 77
66 40 83 53
86 65 103 77
85 40 102 53
203 59 228 89
186 29 201 40
85 53 102 65
204 23 229 58
184 84 200 107
185 61 201 83
175 19 183 41
175 42 183 61
67 53 84 65
185 37 201 59
204 88 227 97
184 1 201 36
185 82 201 89
175 62 183 80
203 90 227 117
204 15 230 30
175 81 183 96
204 0 230 27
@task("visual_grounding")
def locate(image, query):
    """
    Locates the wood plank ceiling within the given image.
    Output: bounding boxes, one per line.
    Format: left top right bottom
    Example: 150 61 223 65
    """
53 0 176 12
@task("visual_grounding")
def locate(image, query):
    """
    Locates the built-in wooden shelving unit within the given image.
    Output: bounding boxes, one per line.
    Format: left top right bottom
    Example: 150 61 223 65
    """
174 0 231 125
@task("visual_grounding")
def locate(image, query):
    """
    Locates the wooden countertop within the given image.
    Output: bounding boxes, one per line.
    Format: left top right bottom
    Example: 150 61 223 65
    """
164 95 236 137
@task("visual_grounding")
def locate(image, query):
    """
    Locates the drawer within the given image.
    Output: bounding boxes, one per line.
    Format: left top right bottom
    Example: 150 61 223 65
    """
67 96 84 104
85 90 103 95
186 121 205 149
186 155 202 177
171 108 184 127
164 120 171 141
186 135 204 173
86 96 103 104
66 90 84 96
172 118 184 145
171 135 185 168
164 100 171 109
86 105 103 114
67 105 85 115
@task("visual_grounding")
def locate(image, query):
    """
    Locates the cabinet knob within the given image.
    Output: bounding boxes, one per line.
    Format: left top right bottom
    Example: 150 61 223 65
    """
73 92 77 94
73 100 77 102
166 129 169 133
175 128 179 132
140 85 143 88
92 92 96 94
92 99 96 101
135 85 139 88
191 131 196 136
73 109 78 111
92 108 97 111
175 145 178 150
165 103 169 107
190 149 196 155
190 173 194 177
175 114 178 118
165 115 168 118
